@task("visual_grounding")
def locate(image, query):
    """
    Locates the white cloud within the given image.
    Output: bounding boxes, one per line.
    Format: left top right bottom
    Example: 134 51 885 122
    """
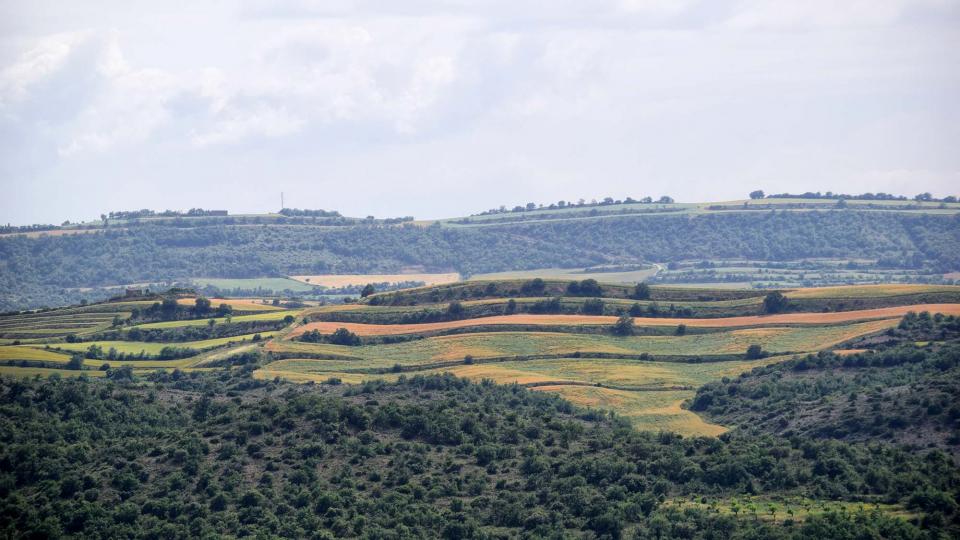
0 0 958 224
0 31 90 108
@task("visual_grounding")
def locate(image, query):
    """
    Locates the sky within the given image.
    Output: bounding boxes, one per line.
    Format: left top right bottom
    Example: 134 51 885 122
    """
1 1 959 225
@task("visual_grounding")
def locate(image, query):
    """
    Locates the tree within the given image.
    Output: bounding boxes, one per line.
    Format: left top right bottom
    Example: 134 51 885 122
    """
568 279 601 297
746 344 765 359
521 278 546 296
675 324 686 336
66 354 84 370
216 303 233 317
447 301 464 317
763 291 789 314
582 298 604 315
657 196 675 204
330 328 361 346
161 297 179 320
749 190 765 200
361 284 375 298
195 297 211 314
633 283 651 300
612 314 634 336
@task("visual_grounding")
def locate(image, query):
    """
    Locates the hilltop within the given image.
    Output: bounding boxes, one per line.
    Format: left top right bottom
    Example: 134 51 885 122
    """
1 194 959 311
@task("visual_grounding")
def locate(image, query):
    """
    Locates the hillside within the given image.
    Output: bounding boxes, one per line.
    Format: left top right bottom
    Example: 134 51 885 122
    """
690 314 960 453
2 281 960 536
2 207 959 310
2 371 958 538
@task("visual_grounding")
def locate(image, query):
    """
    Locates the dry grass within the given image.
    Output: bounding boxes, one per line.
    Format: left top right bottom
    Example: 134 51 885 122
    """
533 386 728 436
785 284 960 298
289 273 460 287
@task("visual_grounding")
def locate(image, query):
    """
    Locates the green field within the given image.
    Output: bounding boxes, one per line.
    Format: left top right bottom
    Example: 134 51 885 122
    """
192 277 317 292
38 331 277 357
470 266 659 283
131 311 298 329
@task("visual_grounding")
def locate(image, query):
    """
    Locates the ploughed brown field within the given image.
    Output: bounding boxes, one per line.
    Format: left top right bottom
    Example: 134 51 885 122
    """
290 303 960 337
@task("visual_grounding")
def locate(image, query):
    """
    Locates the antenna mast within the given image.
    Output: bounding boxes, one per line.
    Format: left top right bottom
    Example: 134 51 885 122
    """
281 192 284 211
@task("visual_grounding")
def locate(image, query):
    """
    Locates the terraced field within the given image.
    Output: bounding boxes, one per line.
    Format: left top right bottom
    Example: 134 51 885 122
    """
2 282 957 436
270 319 896 368
40 332 277 357
131 310 298 329
292 304 960 337
0 310 126 339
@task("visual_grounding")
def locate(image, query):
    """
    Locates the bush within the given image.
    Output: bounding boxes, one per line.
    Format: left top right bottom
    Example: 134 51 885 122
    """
763 291 789 314
66 354 84 370
612 315 634 336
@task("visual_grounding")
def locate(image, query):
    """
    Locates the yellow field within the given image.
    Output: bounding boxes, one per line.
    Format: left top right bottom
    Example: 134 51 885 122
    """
35 332 277 356
535 386 727 436
289 273 461 287
0 346 72 362
785 284 960 298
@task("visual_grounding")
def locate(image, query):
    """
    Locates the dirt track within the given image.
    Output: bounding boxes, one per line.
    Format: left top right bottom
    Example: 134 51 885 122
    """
289 303 960 337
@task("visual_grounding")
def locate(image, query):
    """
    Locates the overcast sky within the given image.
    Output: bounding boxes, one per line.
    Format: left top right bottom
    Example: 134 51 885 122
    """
1 1 958 225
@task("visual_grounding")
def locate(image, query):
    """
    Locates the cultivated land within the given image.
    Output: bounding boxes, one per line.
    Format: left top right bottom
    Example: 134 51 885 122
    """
1 281 957 436
290 303 960 337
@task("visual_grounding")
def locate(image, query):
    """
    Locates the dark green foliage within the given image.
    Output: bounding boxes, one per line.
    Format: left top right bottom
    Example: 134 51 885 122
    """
520 278 546 296
764 291 790 314
299 328 362 346
581 298 604 315
612 314 634 335
633 282 651 300
66 353 84 370
745 344 766 359
360 284 375 298
567 278 602 296
0 372 956 538
691 343 960 454
845 311 960 350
